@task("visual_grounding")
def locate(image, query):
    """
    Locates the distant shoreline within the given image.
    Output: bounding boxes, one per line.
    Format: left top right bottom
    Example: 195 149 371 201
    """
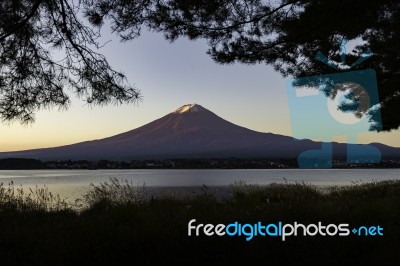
1 157 400 170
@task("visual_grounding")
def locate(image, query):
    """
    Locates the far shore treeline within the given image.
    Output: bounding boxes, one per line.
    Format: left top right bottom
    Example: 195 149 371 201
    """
0 158 399 170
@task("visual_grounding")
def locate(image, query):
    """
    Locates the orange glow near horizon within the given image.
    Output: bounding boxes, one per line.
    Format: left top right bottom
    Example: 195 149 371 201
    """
1 101 400 153
1 31 400 153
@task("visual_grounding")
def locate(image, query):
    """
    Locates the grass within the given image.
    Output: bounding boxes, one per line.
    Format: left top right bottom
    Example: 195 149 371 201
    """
0 181 68 211
0 178 399 265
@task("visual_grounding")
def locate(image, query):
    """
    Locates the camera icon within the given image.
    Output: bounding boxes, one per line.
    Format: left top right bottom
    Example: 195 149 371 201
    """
286 69 382 168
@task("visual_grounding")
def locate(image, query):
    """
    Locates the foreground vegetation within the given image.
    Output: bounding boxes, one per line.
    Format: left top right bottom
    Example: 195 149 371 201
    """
0 178 399 265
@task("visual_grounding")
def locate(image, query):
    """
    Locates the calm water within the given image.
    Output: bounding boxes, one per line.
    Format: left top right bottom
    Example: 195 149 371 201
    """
0 169 399 201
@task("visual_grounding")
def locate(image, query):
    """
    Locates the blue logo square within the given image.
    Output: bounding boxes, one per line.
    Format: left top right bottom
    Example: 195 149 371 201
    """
286 69 382 168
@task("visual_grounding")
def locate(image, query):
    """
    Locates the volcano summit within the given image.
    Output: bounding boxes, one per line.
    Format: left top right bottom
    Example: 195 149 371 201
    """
0 104 398 161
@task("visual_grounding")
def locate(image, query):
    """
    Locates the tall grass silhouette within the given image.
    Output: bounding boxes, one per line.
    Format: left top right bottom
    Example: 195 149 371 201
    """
0 178 399 265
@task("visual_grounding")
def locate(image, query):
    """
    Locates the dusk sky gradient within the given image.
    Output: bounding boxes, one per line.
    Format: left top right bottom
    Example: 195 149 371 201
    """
1 30 400 152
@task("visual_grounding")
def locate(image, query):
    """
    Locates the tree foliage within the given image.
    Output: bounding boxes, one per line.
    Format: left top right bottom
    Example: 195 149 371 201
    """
1 0 399 132
85 0 399 131
0 0 140 124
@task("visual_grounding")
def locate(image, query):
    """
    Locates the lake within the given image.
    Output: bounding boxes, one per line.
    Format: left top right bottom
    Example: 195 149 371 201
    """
0 169 399 202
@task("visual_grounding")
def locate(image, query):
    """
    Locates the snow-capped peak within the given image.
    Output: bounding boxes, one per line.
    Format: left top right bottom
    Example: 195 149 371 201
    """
173 104 207 114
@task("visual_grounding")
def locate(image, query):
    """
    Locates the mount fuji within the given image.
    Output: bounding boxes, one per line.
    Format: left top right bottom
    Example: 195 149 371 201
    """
0 104 399 161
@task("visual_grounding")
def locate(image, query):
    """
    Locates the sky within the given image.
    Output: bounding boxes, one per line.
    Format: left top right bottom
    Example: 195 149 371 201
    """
1 30 400 152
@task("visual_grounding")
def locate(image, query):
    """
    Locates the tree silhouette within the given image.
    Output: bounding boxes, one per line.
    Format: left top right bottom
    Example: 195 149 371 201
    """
2 0 399 132
0 0 140 124
85 0 399 131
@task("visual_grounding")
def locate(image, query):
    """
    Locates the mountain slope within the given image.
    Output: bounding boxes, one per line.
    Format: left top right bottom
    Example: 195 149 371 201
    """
0 104 398 160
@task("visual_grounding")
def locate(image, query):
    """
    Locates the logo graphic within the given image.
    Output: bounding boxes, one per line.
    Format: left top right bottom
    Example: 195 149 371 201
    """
286 39 382 168
188 219 384 241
